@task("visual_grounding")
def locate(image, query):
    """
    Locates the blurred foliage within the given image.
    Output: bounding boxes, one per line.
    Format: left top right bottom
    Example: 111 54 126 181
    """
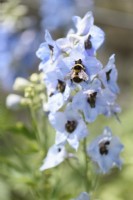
0 85 133 199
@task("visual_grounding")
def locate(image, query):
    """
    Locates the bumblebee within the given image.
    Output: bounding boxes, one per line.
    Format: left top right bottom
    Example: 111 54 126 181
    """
65 59 89 83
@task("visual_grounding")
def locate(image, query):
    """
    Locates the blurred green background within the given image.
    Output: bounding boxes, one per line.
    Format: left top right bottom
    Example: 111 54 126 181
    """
0 0 133 199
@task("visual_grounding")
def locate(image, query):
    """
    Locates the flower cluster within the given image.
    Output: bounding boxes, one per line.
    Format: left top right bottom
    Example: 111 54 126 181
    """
37 11 124 198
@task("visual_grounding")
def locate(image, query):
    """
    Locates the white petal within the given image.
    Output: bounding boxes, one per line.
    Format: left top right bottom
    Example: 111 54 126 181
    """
55 131 67 145
48 93 64 113
40 144 67 171
67 134 79 151
90 25 105 50
49 112 66 132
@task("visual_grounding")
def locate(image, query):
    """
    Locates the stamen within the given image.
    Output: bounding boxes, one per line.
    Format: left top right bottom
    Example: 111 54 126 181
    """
48 44 54 52
87 92 97 108
99 140 110 155
49 92 54 97
84 35 92 50
58 148 62 152
106 69 112 81
56 79 66 93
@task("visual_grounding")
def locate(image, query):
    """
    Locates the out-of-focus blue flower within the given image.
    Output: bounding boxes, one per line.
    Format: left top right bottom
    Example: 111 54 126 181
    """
87 127 124 174
72 192 90 200
99 54 120 94
49 105 88 150
0 1 41 90
0 24 40 90
40 0 94 32
40 144 67 171
40 0 75 31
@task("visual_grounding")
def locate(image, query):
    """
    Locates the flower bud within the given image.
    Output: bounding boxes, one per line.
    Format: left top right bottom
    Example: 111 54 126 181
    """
30 73 39 83
13 77 30 92
6 94 22 110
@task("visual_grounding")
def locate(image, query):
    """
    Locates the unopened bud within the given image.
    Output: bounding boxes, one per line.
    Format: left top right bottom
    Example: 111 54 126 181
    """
6 94 22 110
13 77 30 92
30 73 39 83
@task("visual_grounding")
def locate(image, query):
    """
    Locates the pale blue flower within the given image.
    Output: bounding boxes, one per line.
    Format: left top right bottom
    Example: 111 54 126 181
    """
71 11 105 55
87 127 124 174
47 83 71 113
43 59 68 92
49 105 88 150
99 54 120 94
72 79 115 122
56 12 104 57
42 60 71 112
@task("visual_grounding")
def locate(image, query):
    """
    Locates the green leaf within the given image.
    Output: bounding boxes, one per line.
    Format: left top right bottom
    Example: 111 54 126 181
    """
3 122 36 140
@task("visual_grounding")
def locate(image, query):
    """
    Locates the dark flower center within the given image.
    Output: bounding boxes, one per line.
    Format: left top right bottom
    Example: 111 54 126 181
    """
84 35 92 50
106 69 112 81
87 92 97 108
56 79 66 93
65 120 77 133
49 92 54 97
58 148 62 152
99 140 110 155
48 44 54 52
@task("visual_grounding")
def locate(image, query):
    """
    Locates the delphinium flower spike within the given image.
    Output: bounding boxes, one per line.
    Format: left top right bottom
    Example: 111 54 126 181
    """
36 10 124 199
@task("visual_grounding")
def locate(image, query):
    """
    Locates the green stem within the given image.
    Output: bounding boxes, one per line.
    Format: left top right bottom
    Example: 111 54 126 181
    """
29 106 42 148
83 138 89 192
42 116 48 154
66 159 83 177
91 173 101 199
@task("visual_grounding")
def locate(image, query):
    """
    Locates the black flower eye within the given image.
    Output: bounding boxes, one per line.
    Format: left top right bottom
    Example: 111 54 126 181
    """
84 35 92 50
106 69 112 81
58 148 62 152
65 120 77 133
99 140 110 155
87 92 97 108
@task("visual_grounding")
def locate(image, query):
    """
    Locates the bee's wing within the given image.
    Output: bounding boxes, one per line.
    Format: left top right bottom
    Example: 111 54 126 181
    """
78 71 89 81
64 71 73 80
